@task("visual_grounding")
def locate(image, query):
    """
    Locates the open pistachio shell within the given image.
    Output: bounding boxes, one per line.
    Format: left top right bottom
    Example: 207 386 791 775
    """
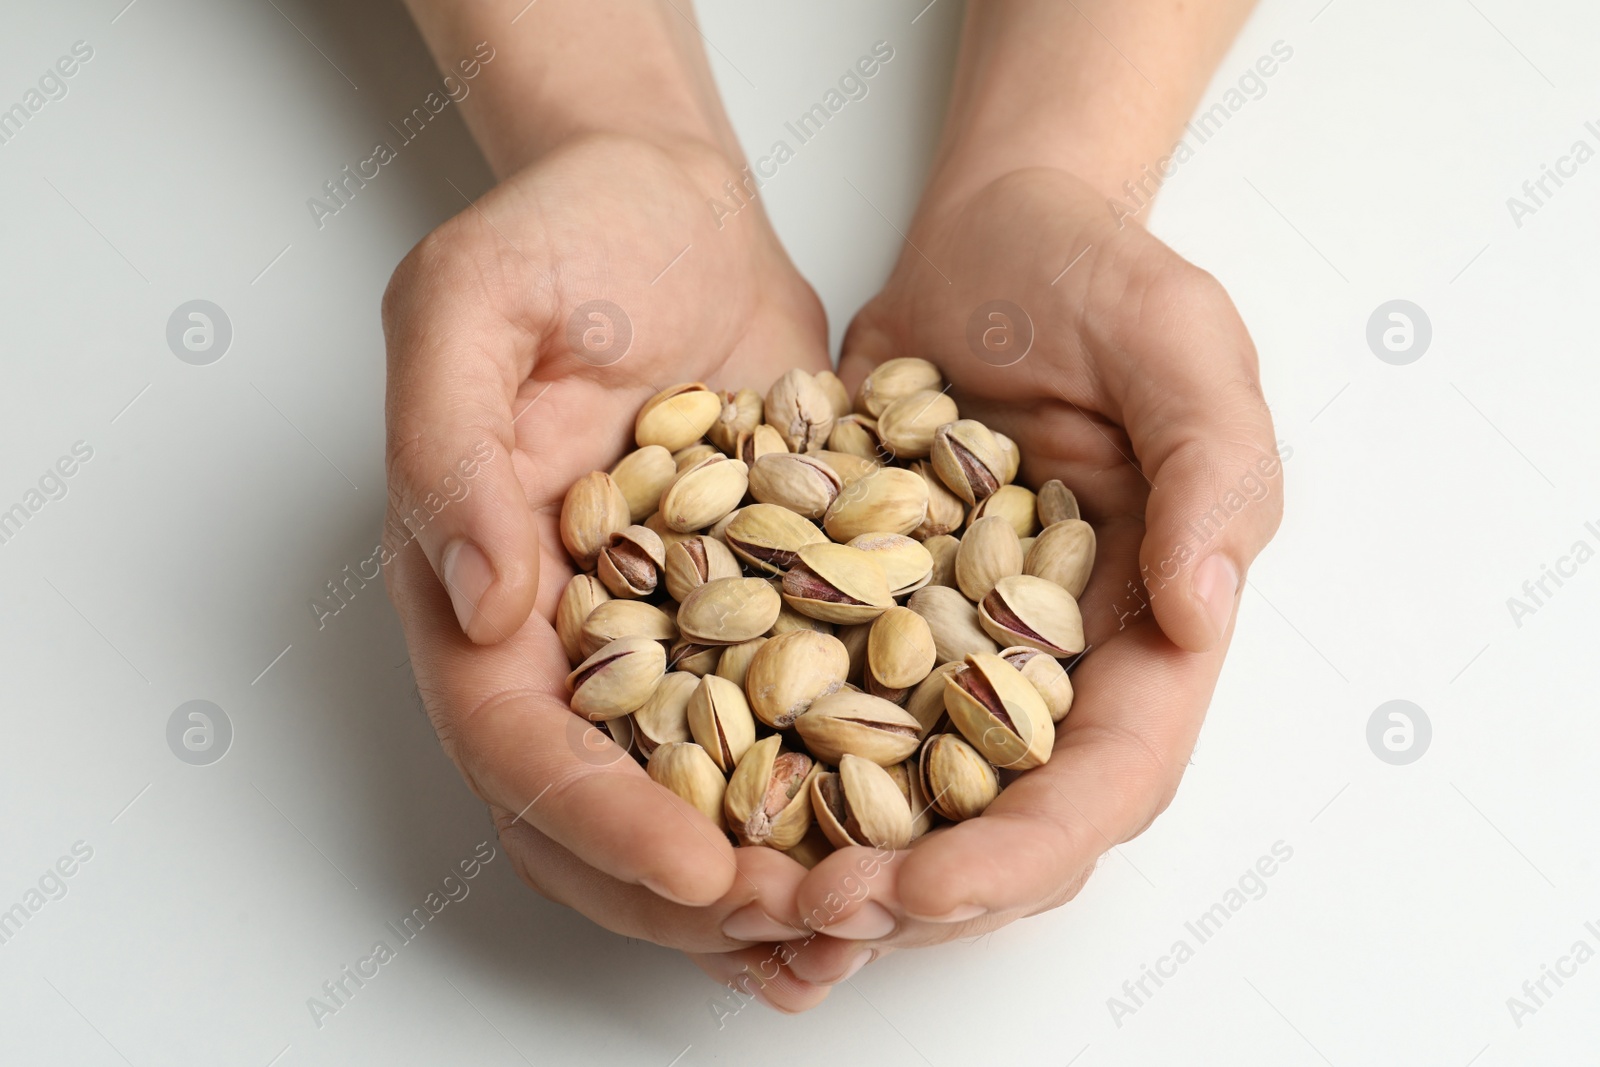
677 577 782 644
930 419 1005 505
810 755 913 850
977 574 1085 657
713 636 767 689
919 733 999 820
556 574 610 665
954 515 1024 602
559 470 631 571
609 445 678 523
823 466 929 541
969 483 1039 539
744 629 849 728
708 388 764 454
566 635 667 721
664 534 742 602
658 454 749 532
905 585 999 663
686 674 756 773
855 357 942 417
1037 479 1080 524
795 691 922 766
579 600 676 659
780 542 896 625
632 671 699 755
766 369 835 453
999 646 1075 723
848 532 934 597
723 503 828 574
909 460 966 539
1024 519 1096 599
725 735 820 849
596 524 667 599
941 652 1054 769
747 452 842 519
634 383 721 451
875 389 959 460
647 741 727 829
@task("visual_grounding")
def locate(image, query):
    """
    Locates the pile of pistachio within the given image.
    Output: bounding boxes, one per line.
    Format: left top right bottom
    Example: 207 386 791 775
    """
556 359 1094 865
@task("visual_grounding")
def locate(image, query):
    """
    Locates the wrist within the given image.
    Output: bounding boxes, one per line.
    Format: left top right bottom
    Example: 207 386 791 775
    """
402 0 745 178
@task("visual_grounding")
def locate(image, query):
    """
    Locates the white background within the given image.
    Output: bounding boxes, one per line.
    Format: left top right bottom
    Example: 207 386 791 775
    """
1 0 1595 1064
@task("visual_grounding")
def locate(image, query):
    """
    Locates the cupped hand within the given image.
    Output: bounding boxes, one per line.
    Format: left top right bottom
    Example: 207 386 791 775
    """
785 167 1284 981
381 132 835 1008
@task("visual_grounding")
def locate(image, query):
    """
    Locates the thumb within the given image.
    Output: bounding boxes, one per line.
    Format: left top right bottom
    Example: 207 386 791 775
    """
381 233 541 644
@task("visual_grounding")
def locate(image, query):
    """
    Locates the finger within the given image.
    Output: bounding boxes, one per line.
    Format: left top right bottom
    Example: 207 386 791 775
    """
389 534 739 907
492 805 808 951
783 938 891 986
1111 269 1285 652
690 947 832 1016
382 217 544 644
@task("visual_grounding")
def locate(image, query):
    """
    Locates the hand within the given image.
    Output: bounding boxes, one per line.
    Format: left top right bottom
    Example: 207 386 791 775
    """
782 166 1284 982
381 132 835 1010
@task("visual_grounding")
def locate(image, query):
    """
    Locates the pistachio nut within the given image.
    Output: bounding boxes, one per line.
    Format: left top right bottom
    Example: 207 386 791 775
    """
765 368 835 453
567 635 668 721
999 645 1074 723
658 454 749 532
635 382 722 451
781 542 896 625
977 574 1086 657
686 674 757 773
735 423 789 466
667 638 722 677
812 449 880 487
795 690 922 766
676 576 781 644
646 741 726 829
708 388 764 454
930 419 1006 505
579 599 677 659
784 823 836 869
663 534 742 602
836 621 871 686
847 532 934 597
875 389 959 460
827 414 880 460
632 671 699 755
609 445 677 523
811 755 913 850
747 452 842 519
955 515 1024 602
919 733 999 821
823 466 929 541
744 629 849 728
725 735 820 849
644 510 697 552
922 534 960 589
723 502 828 574
1024 519 1096 598
969 483 1039 538
855 357 943 417
905 661 962 737
596 524 667 599
559 470 631 570
767 601 836 637
814 369 853 419
1037 478 1080 524
909 460 966 539
942 652 1054 769
905 585 999 663
716 639 764 687
673 442 721 472
992 430 1021 484
866 607 937 697
556 573 610 665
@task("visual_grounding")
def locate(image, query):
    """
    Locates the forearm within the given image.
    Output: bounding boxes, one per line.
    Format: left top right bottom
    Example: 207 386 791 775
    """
929 0 1257 205
401 0 743 178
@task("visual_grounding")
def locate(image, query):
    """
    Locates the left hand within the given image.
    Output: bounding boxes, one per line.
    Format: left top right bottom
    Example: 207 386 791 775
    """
782 166 1285 983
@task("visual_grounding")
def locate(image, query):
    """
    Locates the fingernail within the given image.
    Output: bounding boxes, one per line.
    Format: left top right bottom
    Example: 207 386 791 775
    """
905 902 986 924
825 949 873 985
722 904 807 942
640 876 699 907
1193 554 1239 641
441 540 493 634
817 902 896 940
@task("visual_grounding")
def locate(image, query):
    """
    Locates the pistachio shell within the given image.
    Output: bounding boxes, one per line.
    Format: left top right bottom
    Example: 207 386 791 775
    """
969 483 1039 538
644 510 697 552
827 414 880 459
658 454 749 532
999 646 1075 723
667 638 722 676
677 577 782 644
747 452 842 519
780 542 896 625
1024 519 1096 598
596 524 667 599
556 574 610 665
713 636 767 689
941 652 1054 769
647 741 726 828
579 600 677 659
875 389 959 460
559 470 631 570
767 602 835 638
835 621 871 686
735 423 788 466
977 574 1085 656
723 503 828 574
635 383 721 451
609 445 678 523
664 535 742 602
902 758 934 839
992 431 1021 484
847 532 934 597
687 674 757 773
566 636 667 721
744 630 850 728
823 466 928 541
922 534 960 589
795 690 922 766
784 823 836 868
673 442 721 471
1037 479 1080 524
919 733 999 820
954 515 1024 602
814 370 853 419
905 585 999 663
931 420 1006 505
725 735 819 849
866 607 937 691
812 449 880 487
765 369 835 453
708 388 764 453
905 661 962 737
811 755 914 850
909 460 966 539
632 671 699 755
855 357 943 417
